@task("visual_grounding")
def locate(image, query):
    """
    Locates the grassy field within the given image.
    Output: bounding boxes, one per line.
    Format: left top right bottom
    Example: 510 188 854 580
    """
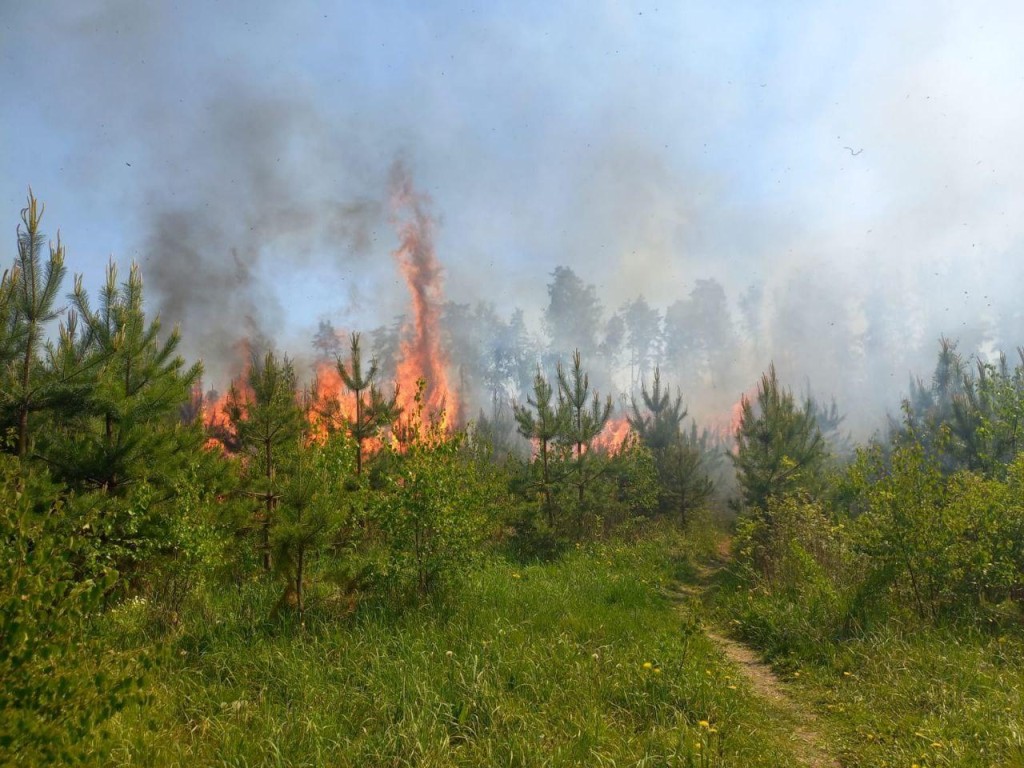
705 560 1024 768
96 529 810 767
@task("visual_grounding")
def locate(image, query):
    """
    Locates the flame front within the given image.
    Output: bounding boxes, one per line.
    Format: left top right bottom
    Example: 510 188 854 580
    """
390 167 459 428
592 416 632 455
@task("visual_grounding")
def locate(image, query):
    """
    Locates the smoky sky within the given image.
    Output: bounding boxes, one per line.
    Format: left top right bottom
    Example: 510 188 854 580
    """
5 1 1024 434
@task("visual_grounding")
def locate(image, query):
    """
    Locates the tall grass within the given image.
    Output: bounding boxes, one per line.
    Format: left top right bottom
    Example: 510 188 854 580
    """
706 548 1024 767
100 529 804 766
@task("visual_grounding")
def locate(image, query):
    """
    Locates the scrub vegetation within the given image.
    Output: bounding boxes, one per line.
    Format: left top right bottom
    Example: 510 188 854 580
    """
3 195 1023 767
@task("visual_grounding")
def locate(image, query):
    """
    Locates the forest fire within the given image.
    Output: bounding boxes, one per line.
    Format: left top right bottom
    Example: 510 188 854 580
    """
201 169 462 455
592 416 632 454
201 339 255 452
390 166 460 428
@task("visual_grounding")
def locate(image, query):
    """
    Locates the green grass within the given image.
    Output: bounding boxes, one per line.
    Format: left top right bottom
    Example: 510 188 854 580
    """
705 558 1024 768
98 531 806 767
783 626 1024 768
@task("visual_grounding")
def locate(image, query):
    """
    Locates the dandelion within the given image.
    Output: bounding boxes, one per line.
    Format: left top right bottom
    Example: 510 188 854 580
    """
642 662 653 670
699 720 710 729
654 668 662 675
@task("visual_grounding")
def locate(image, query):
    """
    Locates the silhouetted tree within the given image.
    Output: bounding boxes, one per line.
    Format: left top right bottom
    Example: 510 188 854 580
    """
312 319 343 361
621 296 661 392
334 332 399 476
544 266 602 362
228 351 303 572
557 350 612 527
514 368 564 526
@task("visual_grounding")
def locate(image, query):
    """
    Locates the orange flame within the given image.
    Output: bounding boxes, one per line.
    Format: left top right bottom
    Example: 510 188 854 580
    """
592 416 633 455
706 387 755 453
390 167 459 429
201 339 254 452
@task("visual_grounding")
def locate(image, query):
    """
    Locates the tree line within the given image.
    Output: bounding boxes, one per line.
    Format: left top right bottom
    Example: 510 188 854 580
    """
0 194 720 762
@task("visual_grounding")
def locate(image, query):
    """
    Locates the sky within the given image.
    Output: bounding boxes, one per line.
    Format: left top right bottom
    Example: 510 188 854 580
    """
3 0 1024 431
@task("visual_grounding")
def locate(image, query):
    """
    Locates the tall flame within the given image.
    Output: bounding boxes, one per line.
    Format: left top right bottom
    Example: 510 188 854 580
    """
592 416 633 455
390 166 459 428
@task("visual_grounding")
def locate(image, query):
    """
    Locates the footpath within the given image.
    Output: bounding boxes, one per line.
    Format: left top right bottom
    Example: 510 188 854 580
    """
668 544 842 768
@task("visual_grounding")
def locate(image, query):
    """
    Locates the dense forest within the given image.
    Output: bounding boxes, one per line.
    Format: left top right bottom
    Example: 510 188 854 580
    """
3 194 1024 766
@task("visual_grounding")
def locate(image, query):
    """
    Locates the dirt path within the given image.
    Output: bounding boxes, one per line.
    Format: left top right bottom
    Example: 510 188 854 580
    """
703 628 840 768
670 549 841 768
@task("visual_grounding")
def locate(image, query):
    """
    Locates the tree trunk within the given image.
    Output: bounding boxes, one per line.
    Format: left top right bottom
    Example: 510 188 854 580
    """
263 437 274 572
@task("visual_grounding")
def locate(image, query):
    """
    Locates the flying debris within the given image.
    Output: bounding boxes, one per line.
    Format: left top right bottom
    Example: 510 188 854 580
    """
844 147 863 156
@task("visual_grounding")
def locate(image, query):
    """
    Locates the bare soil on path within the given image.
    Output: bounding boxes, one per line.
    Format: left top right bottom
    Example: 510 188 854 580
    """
669 546 842 768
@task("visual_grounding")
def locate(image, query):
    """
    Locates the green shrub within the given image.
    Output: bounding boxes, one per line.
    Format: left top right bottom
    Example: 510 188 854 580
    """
0 458 143 765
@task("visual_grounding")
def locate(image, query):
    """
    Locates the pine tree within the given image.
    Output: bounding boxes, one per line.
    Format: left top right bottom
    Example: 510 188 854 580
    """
628 367 712 522
4 191 66 458
228 351 303 572
732 363 825 511
513 368 564 526
556 350 612 527
0 267 24 372
334 332 399 476
621 296 661 392
628 368 685 451
273 438 343 616
312 319 343 361
544 267 603 362
44 262 201 493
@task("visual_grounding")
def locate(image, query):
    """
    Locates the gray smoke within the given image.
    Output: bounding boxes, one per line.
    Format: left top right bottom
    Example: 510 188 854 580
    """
6 1 1024 438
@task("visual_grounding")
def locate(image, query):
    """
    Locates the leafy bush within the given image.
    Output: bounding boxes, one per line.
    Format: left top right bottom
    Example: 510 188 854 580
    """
374 413 491 599
848 444 1024 621
0 458 143 765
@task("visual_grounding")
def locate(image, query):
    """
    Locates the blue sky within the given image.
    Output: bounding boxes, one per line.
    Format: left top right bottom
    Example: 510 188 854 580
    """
4 0 1024 420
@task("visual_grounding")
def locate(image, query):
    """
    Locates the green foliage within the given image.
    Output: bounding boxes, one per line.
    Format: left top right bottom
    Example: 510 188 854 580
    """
272 434 356 614
227 351 304 572
1 191 67 458
328 331 399 476
849 443 1024 621
43 262 202 492
513 366 565 526
557 349 612 528
900 338 1024 474
103 533 808 767
731 363 825 511
629 368 713 523
0 457 142 765
600 435 659 529
374 391 490 597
